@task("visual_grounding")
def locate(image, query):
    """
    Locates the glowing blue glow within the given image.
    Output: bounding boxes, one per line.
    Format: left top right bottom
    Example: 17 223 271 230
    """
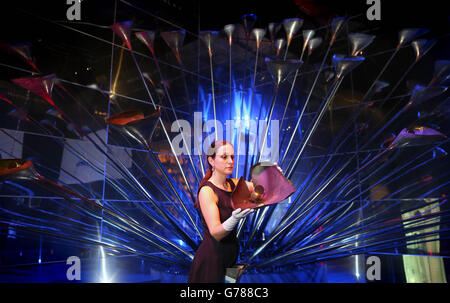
99 246 113 283
198 76 264 144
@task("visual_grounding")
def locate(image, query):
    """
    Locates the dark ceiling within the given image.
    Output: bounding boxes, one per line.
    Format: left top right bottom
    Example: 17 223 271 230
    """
0 0 448 72
0 0 448 118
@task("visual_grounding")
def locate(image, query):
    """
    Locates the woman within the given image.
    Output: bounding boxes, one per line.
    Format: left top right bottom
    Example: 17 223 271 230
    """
188 140 255 283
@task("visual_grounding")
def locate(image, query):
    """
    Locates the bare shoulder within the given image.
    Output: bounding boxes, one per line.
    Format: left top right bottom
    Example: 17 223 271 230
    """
198 185 218 204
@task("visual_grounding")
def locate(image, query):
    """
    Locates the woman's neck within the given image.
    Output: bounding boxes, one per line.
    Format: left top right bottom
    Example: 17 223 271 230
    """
209 171 228 188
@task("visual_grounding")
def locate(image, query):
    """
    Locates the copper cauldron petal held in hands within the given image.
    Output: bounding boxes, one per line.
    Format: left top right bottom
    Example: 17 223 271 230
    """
231 162 296 210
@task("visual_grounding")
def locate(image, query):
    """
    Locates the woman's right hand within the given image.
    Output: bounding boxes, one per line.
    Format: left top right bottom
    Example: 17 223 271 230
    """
232 207 254 219
222 208 254 231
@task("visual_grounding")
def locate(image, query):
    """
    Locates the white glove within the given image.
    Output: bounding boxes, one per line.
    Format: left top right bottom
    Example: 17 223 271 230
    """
222 208 254 231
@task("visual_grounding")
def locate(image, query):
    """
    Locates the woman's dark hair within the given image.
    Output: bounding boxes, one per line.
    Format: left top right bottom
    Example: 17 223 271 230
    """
194 140 231 209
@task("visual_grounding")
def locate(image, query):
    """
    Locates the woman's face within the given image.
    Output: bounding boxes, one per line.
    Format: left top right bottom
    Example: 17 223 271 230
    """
209 143 235 176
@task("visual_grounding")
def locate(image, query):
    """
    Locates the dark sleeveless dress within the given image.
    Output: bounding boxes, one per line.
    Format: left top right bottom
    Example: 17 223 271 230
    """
188 178 238 283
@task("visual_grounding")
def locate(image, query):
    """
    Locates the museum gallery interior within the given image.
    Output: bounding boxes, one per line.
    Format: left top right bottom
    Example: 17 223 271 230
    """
0 0 449 283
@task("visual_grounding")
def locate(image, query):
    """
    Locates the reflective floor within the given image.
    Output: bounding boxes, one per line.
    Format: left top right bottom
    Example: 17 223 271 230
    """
3 254 445 283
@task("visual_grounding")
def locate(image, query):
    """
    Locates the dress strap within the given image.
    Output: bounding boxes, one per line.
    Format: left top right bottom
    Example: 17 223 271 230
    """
199 181 215 193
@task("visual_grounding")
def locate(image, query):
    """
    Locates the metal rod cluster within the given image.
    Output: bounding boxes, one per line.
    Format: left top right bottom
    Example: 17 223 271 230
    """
0 5 449 280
